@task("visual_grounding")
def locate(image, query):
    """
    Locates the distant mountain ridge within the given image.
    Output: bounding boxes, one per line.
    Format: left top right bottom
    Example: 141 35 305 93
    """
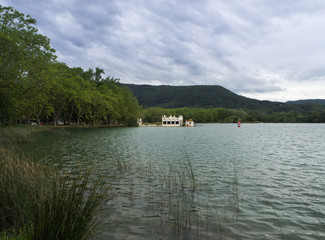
121 84 325 122
121 84 283 110
286 99 325 105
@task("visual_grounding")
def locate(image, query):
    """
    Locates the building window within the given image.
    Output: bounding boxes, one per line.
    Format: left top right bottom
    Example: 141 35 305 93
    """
163 121 166 124
176 121 179 124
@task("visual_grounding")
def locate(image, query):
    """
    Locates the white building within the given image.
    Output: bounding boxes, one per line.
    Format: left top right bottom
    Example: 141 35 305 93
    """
185 119 195 127
162 115 183 127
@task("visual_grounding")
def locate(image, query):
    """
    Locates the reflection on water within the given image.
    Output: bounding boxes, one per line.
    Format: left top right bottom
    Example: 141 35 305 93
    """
20 124 325 239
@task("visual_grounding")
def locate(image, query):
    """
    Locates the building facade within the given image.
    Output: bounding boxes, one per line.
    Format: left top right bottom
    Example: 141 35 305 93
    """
162 115 183 127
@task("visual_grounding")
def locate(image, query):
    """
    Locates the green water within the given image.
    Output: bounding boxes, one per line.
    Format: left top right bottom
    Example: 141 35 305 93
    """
20 124 325 239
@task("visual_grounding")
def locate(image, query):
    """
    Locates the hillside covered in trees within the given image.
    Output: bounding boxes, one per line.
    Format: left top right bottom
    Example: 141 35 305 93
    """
286 99 325 105
122 84 325 123
122 84 282 109
0 6 140 126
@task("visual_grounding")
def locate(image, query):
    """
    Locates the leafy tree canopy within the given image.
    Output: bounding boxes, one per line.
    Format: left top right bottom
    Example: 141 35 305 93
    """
0 5 140 126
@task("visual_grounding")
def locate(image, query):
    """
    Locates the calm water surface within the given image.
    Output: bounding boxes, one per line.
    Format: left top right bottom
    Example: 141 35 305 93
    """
21 124 325 239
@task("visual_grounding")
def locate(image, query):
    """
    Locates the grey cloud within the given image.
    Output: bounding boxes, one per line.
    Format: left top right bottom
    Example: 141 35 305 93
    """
232 79 284 94
294 68 325 82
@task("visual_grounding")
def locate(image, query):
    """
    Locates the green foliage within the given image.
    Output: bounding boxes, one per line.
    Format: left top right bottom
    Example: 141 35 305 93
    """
0 5 140 126
0 6 54 125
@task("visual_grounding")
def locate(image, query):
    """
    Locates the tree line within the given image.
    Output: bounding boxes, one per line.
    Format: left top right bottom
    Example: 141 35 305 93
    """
141 105 325 124
0 6 140 126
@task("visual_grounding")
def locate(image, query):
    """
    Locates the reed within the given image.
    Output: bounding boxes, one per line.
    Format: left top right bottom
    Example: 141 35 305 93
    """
272 204 285 240
142 157 200 238
0 147 110 240
0 126 47 146
136 157 243 239
30 173 108 240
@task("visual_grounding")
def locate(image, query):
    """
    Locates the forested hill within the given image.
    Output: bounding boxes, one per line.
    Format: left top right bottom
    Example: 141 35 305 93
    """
121 84 281 110
286 99 325 105
122 84 325 123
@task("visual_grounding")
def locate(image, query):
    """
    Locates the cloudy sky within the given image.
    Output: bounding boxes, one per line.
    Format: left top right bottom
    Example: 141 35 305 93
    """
3 0 325 101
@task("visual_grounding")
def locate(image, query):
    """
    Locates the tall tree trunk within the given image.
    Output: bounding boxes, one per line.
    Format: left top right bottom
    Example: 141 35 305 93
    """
36 106 43 126
36 116 40 126
68 105 74 125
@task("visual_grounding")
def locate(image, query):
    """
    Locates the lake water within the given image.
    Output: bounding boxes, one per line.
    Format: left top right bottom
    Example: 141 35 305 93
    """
20 124 325 239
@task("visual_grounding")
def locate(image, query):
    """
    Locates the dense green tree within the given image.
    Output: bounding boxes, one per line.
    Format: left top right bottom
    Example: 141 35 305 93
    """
20 67 53 125
0 6 56 125
0 6 141 127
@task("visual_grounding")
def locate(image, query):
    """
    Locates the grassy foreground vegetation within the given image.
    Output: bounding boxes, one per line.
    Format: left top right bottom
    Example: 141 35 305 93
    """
0 126 244 239
0 127 110 240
